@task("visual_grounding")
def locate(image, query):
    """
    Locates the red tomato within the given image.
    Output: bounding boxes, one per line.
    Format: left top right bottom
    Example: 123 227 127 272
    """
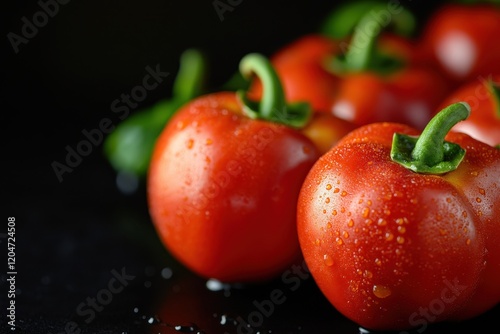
297 103 500 331
418 4 500 86
435 74 500 147
147 54 351 283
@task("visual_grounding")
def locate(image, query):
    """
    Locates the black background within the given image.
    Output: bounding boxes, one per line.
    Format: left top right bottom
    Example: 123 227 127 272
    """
2 0 499 333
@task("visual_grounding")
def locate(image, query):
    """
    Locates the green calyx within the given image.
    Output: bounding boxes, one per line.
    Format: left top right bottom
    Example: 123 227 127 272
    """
391 102 471 174
237 53 311 128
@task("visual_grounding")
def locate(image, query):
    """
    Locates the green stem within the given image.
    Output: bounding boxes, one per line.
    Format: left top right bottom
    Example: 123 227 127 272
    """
391 102 471 174
487 81 500 120
330 11 405 75
237 53 311 128
172 48 206 101
321 1 417 39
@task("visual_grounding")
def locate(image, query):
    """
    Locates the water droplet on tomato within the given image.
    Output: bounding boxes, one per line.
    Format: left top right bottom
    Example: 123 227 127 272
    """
396 236 405 244
362 207 370 218
205 138 213 145
186 139 194 149
323 254 334 266
377 218 387 226
343 231 349 238
341 191 347 197
336 237 344 246
334 188 340 193
348 219 354 227
332 209 337 216
374 258 382 266
397 226 406 234
326 184 332 190
478 188 485 195
325 197 330 204
373 285 392 298
385 232 394 241
476 197 482 203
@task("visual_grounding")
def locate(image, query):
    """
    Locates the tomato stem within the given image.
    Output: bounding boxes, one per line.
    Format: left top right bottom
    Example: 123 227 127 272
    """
391 102 470 174
329 10 406 75
320 0 416 39
487 81 500 120
237 53 311 128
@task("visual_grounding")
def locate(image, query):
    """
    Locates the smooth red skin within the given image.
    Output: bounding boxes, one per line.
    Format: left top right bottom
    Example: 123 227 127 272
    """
297 123 500 331
148 92 320 283
331 66 452 130
418 4 500 86
436 74 500 147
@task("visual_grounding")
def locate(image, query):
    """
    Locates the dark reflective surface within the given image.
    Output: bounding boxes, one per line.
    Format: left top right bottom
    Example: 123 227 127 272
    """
3 1 498 333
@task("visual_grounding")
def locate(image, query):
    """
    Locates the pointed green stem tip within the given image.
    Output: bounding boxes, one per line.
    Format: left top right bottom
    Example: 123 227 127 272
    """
237 53 311 128
391 102 471 174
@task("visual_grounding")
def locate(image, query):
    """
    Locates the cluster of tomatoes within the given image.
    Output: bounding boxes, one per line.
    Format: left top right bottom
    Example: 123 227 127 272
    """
145 2 500 332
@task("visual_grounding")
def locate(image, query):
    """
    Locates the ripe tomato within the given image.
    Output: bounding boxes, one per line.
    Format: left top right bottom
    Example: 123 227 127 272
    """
147 53 352 283
297 103 500 331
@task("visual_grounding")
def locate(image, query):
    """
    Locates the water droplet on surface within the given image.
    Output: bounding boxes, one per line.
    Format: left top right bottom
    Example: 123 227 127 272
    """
186 139 194 149
373 285 392 298
323 254 334 266
476 197 482 203
397 226 406 234
374 258 382 266
341 191 347 197
205 138 213 145
396 236 405 244
326 184 332 190
161 267 173 279
334 188 340 193
478 188 485 195
336 237 344 246
347 219 354 227
385 232 394 241
377 218 387 226
362 207 370 218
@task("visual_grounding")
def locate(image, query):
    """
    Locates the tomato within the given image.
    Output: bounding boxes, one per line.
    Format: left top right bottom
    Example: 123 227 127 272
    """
249 11 451 130
418 3 500 86
297 102 500 331
247 34 340 114
435 73 500 147
147 53 351 283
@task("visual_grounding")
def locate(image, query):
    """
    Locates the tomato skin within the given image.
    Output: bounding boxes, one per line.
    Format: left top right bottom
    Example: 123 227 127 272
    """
331 66 451 130
418 4 500 86
435 74 500 147
297 123 500 331
148 92 320 283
